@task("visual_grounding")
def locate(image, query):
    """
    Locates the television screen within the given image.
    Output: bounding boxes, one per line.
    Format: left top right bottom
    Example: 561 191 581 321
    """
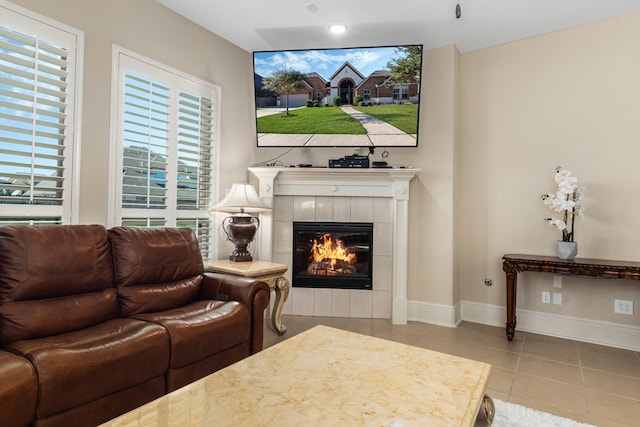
253 45 423 148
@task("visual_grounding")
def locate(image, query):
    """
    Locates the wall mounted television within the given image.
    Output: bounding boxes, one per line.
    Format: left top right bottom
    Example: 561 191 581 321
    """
253 45 423 148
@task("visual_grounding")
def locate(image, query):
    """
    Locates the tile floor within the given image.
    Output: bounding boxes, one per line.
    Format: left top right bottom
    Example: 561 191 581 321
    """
264 315 640 427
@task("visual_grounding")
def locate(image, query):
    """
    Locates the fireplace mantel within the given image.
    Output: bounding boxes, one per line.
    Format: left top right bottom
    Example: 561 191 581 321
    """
248 167 420 324
248 167 420 199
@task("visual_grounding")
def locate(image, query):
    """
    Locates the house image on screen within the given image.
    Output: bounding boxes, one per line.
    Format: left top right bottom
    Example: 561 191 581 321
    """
257 62 419 108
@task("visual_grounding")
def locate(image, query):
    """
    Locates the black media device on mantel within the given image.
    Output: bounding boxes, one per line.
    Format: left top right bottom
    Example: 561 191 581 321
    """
328 155 370 168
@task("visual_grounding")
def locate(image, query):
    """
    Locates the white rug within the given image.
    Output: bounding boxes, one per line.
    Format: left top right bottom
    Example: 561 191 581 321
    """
493 399 595 427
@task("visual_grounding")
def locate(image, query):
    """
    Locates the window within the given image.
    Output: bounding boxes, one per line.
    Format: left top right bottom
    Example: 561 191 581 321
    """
393 84 409 101
363 89 371 101
0 3 83 225
110 48 219 259
401 84 409 100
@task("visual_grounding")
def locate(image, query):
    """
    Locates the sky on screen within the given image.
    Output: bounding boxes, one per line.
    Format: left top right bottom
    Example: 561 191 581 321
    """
253 46 400 80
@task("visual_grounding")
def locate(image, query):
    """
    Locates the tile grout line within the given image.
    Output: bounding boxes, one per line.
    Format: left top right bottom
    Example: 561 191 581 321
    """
508 330 526 401
575 340 595 425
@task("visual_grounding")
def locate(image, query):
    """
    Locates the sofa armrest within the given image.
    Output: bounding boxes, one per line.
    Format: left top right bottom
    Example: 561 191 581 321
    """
0 351 37 427
200 272 269 305
200 272 270 353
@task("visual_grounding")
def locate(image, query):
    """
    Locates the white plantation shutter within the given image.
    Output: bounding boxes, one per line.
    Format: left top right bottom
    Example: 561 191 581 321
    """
0 4 82 225
121 217 166 228
176 91 214 211
121 72 169 210
176 218 212 260
112 49 219 258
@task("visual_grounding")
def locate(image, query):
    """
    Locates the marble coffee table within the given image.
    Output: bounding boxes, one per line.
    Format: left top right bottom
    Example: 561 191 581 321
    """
101 325 492 427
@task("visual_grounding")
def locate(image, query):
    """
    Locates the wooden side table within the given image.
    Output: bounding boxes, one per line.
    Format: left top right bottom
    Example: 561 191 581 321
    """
204 259 290 335
502 254 640 341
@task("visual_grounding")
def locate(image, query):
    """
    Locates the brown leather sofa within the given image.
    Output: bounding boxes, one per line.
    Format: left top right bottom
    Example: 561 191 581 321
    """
0 350 38 427
0 225 270 427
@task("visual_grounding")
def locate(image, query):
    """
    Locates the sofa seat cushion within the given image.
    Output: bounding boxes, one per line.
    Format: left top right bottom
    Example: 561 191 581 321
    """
5 318 169 418
0 288 118 344
0 350 37 427
133 299 250 369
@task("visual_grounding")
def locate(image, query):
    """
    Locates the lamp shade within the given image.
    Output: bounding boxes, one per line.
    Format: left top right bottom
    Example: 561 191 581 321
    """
209 183 270 213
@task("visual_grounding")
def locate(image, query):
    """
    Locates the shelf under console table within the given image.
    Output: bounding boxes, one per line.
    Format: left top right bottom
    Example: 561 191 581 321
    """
502 254 640 341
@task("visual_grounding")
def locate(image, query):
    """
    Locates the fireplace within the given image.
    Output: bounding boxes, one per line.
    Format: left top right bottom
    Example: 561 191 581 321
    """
249 166 419 322
292 222 373 290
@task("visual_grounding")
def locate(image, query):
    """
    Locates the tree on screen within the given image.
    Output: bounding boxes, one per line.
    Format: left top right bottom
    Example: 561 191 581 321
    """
262 70 305 116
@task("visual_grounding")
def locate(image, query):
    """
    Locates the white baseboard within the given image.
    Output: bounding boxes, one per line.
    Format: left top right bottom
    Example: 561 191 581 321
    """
407 299 640 351
407 300 461 327
294 297 639 352
458 300 505 327
459 300 640 352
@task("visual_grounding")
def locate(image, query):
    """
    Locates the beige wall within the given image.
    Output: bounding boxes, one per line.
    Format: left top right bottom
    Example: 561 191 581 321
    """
9 1 639 329
458 13 640 325
9 0 258 224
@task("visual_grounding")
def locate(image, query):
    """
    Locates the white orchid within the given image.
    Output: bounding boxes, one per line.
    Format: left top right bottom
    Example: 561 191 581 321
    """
541 166 584 242
573 187 585 217
541 191 576 212
554 168 571 181
545 218 567 231
554 166 578 194
558 179 578 195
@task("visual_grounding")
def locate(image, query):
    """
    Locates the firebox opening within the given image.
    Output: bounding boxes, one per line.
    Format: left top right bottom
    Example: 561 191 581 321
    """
293 222 373 290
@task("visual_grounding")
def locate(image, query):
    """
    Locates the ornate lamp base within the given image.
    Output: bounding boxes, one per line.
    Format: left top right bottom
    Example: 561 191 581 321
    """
223 213 260 262
229 247 252 262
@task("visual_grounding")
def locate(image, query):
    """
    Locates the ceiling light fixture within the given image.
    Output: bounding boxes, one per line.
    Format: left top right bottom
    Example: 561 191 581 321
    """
329 24 346 34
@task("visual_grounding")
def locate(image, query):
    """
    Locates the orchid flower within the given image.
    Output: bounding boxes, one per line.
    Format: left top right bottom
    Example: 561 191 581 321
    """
542 166 584 242
557 178 578 195
541 192 575 212
545 218 567 231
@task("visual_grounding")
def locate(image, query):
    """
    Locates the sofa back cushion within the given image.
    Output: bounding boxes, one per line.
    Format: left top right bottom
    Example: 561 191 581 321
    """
0 224 118 344
109 227 204 316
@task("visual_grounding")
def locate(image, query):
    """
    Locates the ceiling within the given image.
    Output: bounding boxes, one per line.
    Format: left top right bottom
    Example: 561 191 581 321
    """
155 0 640 53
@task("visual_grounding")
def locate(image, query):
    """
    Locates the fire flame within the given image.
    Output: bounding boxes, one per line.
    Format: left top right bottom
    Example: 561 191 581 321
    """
310 234 357 267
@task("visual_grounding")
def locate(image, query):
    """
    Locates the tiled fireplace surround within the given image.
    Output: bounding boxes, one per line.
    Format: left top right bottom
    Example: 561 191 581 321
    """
249 167 419 324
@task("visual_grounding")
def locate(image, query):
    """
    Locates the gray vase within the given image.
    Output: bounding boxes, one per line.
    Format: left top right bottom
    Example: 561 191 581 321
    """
556 241 577 260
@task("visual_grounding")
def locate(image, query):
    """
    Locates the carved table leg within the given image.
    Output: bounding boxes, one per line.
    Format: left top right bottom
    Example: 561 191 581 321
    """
505 267 518 341
271 276 290 335
474 394 495 426
483 394 495 425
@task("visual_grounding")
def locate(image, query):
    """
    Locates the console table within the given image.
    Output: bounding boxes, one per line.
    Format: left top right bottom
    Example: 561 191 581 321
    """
204 260 290 335
502 254 640 341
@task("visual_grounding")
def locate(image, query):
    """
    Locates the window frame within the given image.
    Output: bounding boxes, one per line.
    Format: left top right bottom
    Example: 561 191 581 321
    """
108 46 220 258
0 0 84 225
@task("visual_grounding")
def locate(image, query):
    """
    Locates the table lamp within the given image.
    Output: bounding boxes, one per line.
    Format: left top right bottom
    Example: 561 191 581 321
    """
209 183 270 262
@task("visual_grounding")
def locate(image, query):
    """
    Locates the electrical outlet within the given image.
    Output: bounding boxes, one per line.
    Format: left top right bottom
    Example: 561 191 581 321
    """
614 300 634 315
541 291 551 304
553 292 563 305
553 276 562 288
